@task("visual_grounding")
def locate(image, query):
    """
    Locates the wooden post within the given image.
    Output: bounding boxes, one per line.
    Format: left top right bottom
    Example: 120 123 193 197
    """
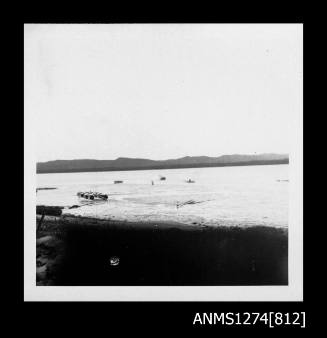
37 212 45 232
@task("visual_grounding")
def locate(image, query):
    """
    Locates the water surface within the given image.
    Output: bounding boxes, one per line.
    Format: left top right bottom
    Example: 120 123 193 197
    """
37 164 288 227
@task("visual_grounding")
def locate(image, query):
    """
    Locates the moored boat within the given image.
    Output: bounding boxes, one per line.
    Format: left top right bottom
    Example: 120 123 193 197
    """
186 179 195 183
77 191 108 201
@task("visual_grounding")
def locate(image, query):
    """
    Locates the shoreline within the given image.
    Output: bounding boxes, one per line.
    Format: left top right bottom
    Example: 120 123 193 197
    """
36 205 288 230
60 214 288 231
37 159 289 174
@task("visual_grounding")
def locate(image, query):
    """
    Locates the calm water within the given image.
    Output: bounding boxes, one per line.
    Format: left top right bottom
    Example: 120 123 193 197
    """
36 164 288 228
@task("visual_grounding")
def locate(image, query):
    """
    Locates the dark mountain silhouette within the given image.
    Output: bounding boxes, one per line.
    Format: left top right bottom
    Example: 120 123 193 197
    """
37 153 289 174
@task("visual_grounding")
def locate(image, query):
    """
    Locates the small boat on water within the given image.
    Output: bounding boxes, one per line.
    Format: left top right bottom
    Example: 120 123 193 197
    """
77 191 108 201
114 180 123 184
186 179 195 183
159 176 166 181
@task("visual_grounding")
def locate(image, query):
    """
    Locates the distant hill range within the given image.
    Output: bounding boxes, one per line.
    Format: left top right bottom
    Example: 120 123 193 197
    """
37 153 289 174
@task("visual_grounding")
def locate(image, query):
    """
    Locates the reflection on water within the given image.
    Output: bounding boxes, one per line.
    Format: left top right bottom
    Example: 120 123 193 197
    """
78 199 109 207
37 164 288 228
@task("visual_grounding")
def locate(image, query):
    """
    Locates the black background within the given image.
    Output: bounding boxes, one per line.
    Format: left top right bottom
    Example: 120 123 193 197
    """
10 4 313 332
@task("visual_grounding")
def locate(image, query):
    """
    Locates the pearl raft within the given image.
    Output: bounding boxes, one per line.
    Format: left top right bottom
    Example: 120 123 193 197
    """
77 191 108 201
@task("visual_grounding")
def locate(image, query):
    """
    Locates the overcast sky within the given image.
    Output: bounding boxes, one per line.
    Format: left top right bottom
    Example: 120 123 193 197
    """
24 24 302 162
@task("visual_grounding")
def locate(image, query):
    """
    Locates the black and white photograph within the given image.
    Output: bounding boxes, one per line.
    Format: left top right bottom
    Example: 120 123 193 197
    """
24 24 303 301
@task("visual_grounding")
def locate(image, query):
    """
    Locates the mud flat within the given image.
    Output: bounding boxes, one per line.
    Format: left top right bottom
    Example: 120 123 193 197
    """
36 214 288 286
